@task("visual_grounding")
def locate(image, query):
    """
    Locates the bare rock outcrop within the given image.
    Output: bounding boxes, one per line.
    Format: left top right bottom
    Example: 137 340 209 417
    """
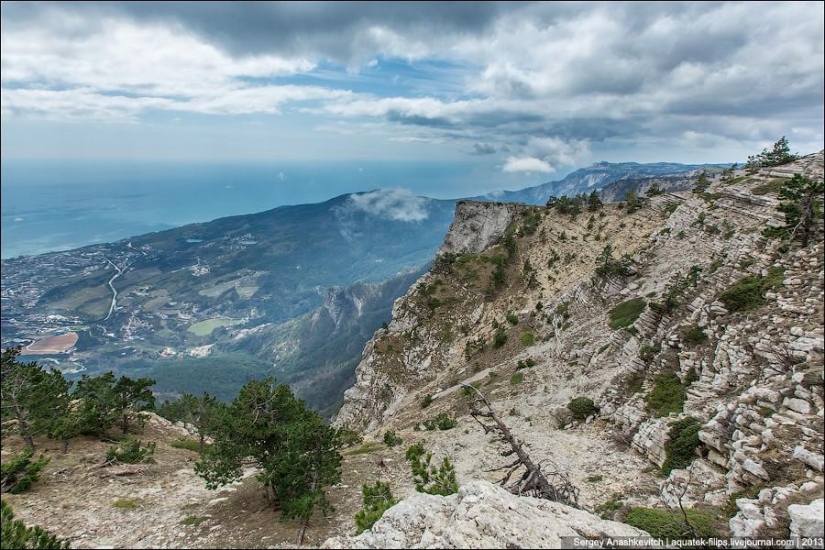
437 200 524 255
322 481 649 549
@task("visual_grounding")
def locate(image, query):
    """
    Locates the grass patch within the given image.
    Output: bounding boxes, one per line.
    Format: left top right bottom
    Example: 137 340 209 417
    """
624 506 722 540
181 515 209 526
346 442 384 456
586 474 603 483
645 372 687 417
718 268 784 312
751 178 788 195
187 317 238 336
112 498 139 509
510 372 524 385
608 298 647 330
520 332 535 346
170 439 201 452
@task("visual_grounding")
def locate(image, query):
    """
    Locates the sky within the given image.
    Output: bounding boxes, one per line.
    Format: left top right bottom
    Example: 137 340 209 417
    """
1 1 823 183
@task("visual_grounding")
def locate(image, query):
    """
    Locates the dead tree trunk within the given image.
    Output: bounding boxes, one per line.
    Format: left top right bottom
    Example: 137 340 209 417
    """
462 383 579 508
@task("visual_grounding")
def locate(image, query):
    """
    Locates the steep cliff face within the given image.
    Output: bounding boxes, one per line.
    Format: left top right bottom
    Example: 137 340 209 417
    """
335 152 824 537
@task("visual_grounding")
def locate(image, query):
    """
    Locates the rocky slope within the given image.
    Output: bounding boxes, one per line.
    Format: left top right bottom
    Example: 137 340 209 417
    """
335 151 824 540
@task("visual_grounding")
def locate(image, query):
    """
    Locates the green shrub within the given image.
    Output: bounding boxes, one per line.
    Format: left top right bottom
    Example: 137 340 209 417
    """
420 394 433 409
383 430 403 447
520 332 535 346
624 506 720 540
510 372 524 385
505 312 519 325
354 481 397 534
1 500 69 549
661 417 702 475
493 327 508 348
105 439 156 464
645 372 686 417
423 413 455 431
718 268 784 312
568 397 599 420
608 298 646 330
406 445 459 497
595 494 625 520
639 343 661 364
586 474 603 483
338 427 364 448
681 325 708 345
516 358 536 370
1 449 50 494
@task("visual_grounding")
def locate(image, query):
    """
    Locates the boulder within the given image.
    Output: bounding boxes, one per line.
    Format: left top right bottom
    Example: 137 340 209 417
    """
322 481 649 549
789 498 824 539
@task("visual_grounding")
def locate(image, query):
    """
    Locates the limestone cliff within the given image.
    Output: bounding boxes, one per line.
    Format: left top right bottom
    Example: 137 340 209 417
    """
334 151 824 539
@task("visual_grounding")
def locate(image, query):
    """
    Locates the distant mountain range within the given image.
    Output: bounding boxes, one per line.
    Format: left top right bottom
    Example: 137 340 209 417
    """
476 161 728 205
0 159 727 415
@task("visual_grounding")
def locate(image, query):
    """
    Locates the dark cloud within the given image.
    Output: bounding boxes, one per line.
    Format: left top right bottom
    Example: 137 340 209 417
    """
2 1 521 62
469 142 497 155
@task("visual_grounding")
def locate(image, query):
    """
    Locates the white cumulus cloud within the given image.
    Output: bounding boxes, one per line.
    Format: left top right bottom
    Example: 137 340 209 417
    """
346 188 428 222
502 156 553 174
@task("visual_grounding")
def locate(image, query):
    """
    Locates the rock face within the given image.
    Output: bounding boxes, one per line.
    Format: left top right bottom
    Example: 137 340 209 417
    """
789 498 825 539
437 200 524 255
322 481 649 549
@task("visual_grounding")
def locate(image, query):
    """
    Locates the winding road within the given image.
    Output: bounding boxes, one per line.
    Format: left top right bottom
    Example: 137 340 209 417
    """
103 257 125 321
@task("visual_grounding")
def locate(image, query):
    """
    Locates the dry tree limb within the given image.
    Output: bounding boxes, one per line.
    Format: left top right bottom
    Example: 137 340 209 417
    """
461 383 579 508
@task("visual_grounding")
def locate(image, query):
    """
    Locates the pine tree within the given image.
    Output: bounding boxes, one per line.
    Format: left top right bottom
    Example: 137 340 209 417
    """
587 190 603 211
692 171 710 194
1 348 71 450
774 174 824 247
194 378 342 525
158 393 222 453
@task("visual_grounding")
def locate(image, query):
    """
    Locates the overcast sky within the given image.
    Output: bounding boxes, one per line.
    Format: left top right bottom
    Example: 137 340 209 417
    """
1 1 823 176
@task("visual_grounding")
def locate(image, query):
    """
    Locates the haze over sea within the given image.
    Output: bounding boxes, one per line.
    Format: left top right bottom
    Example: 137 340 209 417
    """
1 159 537 259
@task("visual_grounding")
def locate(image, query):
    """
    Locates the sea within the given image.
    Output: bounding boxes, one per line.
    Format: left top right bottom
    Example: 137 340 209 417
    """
1 159 539 259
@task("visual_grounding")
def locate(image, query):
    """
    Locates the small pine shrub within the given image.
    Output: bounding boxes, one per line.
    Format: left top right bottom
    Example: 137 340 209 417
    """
645 372 686 417
423 413 456 431
639 343 661 364
1 500 69 549
681 325 708 345
105 439 156 464
516 358 536 370
420 394 433 409
493 327 508 348
568 397 599 420
505 312 519 325
1 449 50 494
718 268 784 312
661 417 702 475
406 445 459 497
383 430 403 447
354 481 397 534
510 372 524 385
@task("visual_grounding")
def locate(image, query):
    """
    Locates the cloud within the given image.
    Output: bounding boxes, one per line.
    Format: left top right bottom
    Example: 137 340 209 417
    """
502 156 553 173
345 188 429 222
1 2 822 163
470 142 497 155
